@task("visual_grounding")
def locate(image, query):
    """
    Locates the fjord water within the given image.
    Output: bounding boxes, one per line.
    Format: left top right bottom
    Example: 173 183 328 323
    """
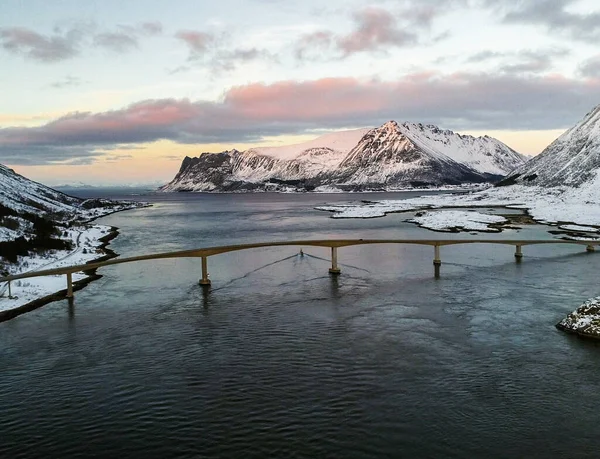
2 192 600 458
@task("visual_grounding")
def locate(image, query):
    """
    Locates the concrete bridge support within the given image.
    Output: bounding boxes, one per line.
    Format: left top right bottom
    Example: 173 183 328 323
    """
199 256 211 286
433 245 441 278
515 245 523 262
66 272 73 298
329 247 341 275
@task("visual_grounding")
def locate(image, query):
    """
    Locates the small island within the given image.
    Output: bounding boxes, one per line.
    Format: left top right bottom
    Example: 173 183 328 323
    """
556 297 600 340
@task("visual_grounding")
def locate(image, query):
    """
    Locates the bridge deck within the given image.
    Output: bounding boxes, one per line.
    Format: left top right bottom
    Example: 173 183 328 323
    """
0 238 597 285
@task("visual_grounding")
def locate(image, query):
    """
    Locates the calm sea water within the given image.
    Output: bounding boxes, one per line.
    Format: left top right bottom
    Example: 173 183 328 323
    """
2 191 600 458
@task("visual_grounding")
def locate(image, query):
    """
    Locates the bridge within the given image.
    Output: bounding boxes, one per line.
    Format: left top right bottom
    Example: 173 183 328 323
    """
0 239 598 300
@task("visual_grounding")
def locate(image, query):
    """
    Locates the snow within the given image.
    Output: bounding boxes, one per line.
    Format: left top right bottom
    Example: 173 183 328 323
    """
0 225 113 312
557 296 600 339
161 121 524 192
558 224 599 233
397 122 527 175
505 104 600 187
249 128 370 161
316 202 420 219
408 210 506 232
0 162 147 315
316 180 600 229
312 185 344 193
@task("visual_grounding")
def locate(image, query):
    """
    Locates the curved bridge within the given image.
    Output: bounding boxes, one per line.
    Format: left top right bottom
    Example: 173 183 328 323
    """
0 238 598 299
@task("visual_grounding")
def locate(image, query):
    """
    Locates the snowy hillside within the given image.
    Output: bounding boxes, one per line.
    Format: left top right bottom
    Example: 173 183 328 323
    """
0 164 139 236
161 121 526 192
316 105 600 231
0 164 81 216
500 105 600 188
332 121 503 187
248 128 370 161
397 122 526 176
0 163 143 315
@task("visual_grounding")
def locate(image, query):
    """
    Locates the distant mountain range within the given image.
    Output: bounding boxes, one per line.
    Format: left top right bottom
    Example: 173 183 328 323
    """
499 105 600 189
161 121 528 192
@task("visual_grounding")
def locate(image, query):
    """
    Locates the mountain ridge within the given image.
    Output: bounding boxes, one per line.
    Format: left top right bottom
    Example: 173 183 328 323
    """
161 121 528 192
499 105 600 188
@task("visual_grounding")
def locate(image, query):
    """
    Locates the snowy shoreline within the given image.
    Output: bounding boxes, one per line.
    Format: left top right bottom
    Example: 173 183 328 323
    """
0 203 147 321
315 184 600 235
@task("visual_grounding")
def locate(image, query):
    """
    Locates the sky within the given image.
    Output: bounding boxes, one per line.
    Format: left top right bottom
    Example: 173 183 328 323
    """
1 0 600 186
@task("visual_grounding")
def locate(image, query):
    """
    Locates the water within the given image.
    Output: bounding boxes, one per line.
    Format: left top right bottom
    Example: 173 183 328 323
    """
2 192 600 458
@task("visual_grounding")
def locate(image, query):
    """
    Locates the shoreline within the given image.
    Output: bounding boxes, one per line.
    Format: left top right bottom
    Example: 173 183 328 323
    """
0 227 120 323
0 202 149 322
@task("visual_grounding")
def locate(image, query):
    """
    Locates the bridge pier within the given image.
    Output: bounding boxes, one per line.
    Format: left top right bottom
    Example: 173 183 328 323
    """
66 272 73 298
515 245 523 262
587 245 595 253
199 256 211 286
433 245 441 278
329 247 341 275
7 280 12 298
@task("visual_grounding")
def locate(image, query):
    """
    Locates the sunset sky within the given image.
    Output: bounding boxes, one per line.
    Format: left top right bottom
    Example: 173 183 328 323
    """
1 0 600 186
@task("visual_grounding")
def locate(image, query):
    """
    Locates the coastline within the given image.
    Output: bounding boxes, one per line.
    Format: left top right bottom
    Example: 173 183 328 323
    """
0 226 120 322
0 203 147 322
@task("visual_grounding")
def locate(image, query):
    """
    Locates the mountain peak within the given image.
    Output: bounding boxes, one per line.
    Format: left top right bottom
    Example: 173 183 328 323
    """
381 120 399 130
161 120 525 192
500 104 600 188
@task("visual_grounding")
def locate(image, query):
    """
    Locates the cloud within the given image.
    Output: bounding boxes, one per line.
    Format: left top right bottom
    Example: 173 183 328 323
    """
466 48 570 74
337 7 417 55
93 32 139 52
0 22 163 62
496 0 600 42
211 47 278 72
579 55 600 78
175 30 214 59
0 145 101 165
49 76 86 89
0 27 80 62
295 4 449 60
294 31 333 59
1 72 599 164
140 22 163 35
104 154 134 162
159 154 184 161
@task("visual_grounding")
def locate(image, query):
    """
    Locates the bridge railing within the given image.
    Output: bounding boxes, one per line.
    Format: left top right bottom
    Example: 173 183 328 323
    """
0 239 597 299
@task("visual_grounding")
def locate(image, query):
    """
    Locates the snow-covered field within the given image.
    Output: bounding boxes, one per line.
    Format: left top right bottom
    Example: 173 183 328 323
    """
408 210 507 232
0 225 114 312
316 181 600 230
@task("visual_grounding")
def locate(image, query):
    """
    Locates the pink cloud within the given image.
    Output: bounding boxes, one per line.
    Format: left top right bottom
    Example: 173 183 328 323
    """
1 72 599 165
337 7 417 54
175 30 213 57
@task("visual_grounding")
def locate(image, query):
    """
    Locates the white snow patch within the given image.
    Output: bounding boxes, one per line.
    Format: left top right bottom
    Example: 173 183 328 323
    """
0 225 113 312
315 201 421 218
250 128 370 161
316 181 600 229
558 224 599 233
408 210 506 232
313 185 344 193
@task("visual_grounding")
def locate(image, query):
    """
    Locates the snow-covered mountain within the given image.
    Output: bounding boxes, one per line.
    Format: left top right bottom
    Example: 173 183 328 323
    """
330 121 522 187
248 128 371 161
0 164 82 216
0 163 138 243
500 105 600 188
161 121 527 192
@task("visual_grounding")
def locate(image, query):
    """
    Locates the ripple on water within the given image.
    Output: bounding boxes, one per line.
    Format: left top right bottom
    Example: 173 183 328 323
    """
3 193 600 458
